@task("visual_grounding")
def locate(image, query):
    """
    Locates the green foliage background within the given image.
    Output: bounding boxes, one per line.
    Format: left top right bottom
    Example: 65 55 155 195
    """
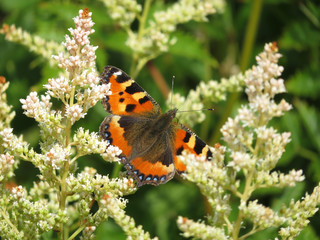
1 0 320 239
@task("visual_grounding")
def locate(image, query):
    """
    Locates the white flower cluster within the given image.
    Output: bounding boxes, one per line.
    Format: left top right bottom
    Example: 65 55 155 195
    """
100 0 142 28
20 92 55 121
8 185 56 236
43 144 71 170
20 91 64 139
81 226 96 239
244 43 292 123
222 43 293 176
0 153 16 181
0 8 156 240
65 166 135 204
0 79 15 129
19 8 110 135
100 195 158 240
101 145 123 163
178 145 231 225
63 167 137 235
73 128 109 156
0 127 29 155
102 0 225 76
126 0 225 58
177 43 317 239
240 200 286 229
0 24 66 66
53 8 97 71
177 216 228 240
279 183 320 238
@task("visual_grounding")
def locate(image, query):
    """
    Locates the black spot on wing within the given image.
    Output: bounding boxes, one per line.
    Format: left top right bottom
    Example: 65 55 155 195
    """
119 98 124 103
194 137 206 155
125 104 136 112
100 65 161 113
139 96 150 104
125 82 144 94
118 116 132 128
176 146 184 155
183 132 191 143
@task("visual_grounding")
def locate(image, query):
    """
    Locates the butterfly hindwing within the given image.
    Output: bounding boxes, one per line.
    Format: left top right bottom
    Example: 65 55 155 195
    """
100 66 160 115
99 114 176 186
174 124 213 174
99 115 133 158
125 148 175 187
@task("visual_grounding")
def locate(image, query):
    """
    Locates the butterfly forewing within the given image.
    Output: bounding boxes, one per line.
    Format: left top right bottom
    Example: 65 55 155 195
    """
100 66 160 115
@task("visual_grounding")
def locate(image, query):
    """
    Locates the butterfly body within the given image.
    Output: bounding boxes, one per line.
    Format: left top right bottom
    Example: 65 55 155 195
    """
99 66 212 187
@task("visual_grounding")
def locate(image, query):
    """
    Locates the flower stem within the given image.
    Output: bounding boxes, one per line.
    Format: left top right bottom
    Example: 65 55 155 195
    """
130 0 152 78
59 83 76 239
210 0 263 145
67 224 87 240
0 207 20 236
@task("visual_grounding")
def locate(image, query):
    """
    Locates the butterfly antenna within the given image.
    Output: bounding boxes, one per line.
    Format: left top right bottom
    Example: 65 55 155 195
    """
178 108 214 113
171 75 175 109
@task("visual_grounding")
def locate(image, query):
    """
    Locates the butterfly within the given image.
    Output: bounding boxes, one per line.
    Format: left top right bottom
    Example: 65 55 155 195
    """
99 66 212 187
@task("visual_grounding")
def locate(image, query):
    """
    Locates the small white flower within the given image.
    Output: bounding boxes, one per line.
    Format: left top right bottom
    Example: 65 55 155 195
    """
44 76 72 99
0 127 14 142
44 144 70 169
228 151 255 172
65 104 86 124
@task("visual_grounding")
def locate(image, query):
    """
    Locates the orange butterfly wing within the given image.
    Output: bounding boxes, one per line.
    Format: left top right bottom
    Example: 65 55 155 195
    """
100 66 160 115
174 124 213 174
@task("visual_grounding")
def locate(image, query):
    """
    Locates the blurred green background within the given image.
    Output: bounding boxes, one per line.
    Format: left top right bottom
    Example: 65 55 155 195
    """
1 0 320 239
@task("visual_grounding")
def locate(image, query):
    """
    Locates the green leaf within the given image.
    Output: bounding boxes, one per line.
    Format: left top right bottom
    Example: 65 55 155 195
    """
296 225 320 240
95 220 125 240
103 31 131 55
276 112 300 166
0 0 40 11
272 182 305 211
169 32 218 68
287 69 320 100
294 100 320 152
280 20 320 50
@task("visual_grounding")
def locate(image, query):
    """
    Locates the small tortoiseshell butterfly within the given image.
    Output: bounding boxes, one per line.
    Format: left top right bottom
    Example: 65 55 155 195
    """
99 66 212 187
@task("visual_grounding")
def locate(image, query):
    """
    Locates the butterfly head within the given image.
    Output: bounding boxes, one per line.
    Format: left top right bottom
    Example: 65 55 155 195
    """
154 108 178 130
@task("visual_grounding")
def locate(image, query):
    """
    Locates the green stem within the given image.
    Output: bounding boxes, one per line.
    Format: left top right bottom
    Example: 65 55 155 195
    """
0 207 20 235
232 116 263 239
200 26 213 140
239 0 263 71
138 0 151 40
238 226 259 240
59 84 76 240
209 0 263 145
130 0 152 77
67 223 87 240
297 146 318 162
112 163 123 179
232 169 254 239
